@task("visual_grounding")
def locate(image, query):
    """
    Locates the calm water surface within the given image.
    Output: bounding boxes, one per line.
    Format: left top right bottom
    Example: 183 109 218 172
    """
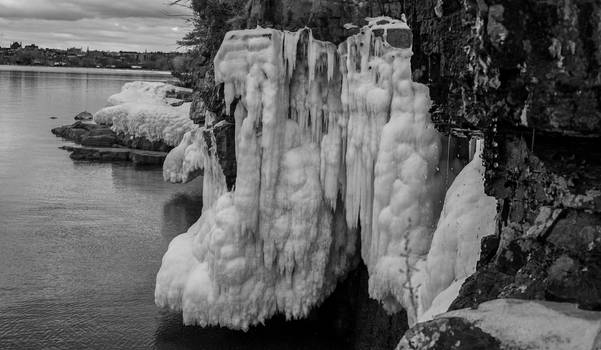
0 66 337 349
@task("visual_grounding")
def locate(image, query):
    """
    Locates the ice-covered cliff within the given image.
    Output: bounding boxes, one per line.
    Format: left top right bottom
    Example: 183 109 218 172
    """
156 16 498 330
93 82 197 147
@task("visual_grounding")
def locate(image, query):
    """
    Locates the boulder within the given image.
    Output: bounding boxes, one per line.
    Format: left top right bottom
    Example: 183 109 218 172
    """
396 317 501 350
60 145 167 166
130 150 167 166
400 299 601 350
74 111 93 121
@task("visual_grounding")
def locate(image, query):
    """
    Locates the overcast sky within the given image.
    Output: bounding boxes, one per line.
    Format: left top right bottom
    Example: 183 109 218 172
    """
0 0 192 51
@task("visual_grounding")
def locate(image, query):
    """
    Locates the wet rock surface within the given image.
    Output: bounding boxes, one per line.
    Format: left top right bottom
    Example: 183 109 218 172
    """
52 120 172 152
60 145 166 166
74 111 93 121
52 118 172 166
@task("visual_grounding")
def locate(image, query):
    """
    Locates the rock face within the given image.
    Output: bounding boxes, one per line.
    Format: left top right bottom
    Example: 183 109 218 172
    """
451 207 601 312
52 121 115 145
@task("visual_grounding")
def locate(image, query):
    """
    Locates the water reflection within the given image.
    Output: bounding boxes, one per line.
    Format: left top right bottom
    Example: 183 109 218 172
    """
153 310 339 350
162 193 203 241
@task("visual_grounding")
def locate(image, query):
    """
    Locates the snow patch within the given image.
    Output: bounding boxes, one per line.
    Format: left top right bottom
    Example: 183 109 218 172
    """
107 81 191 106
440 299 601 350
94 81 197 147
94 102 196 146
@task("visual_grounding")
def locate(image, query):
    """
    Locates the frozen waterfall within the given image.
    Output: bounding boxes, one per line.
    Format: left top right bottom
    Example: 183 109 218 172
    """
156 16 497 329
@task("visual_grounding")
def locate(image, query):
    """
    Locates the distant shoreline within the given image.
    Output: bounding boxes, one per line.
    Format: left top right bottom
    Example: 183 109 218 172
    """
0 64 172 76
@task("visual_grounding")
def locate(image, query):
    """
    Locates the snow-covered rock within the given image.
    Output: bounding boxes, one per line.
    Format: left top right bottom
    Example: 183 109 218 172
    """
107 81 191 106
93 82 197 147
94 102 195 147
413 299 601 350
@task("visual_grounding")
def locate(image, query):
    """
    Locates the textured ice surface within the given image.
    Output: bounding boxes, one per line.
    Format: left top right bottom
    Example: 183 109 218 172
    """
93 82 197 147
94 102 195 146
156 27 357 330
107 81 191 106
156 17 496 329
163 129 206 183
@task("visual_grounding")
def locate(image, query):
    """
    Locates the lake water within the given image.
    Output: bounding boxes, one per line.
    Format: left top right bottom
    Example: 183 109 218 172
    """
0 66 338 349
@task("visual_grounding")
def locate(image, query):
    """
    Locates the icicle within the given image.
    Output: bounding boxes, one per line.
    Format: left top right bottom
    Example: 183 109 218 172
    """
284 30 300 77
307 31 318 86
326 46 335 81
201 129 228 209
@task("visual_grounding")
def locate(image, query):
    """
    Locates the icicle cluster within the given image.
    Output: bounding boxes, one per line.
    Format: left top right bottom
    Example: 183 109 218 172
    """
163 128 207 183
157 17 496 329
156 26 356 330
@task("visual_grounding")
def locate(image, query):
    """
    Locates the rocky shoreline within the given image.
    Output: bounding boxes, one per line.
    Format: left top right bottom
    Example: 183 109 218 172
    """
51 119 171 166
59 145 166 165
50 81 195 168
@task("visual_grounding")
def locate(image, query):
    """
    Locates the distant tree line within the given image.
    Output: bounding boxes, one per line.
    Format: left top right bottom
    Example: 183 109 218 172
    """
0 41 182 71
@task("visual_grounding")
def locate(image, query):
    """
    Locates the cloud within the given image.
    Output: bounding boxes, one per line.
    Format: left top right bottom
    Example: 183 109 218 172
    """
0 0 192 51
0 17 192 52
0 0 190 21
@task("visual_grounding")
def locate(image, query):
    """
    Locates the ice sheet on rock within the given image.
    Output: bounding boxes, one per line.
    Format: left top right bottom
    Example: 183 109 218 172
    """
416 139 497 322
439 299 601 350
93 102 196 146
163 129 207 184
107 81 191 106
163 130 195 183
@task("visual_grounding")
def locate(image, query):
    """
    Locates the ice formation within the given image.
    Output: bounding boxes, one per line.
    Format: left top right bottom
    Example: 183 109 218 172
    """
156 26 358 330
415 139 497 323
156 17 501 329
94 102 195 146
93 82 197 147
163 128 207 183
107 81 191 106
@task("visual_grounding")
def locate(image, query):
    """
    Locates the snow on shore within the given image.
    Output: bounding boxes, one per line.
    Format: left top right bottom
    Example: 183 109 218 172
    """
107 81 192 106
93 82 196 147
